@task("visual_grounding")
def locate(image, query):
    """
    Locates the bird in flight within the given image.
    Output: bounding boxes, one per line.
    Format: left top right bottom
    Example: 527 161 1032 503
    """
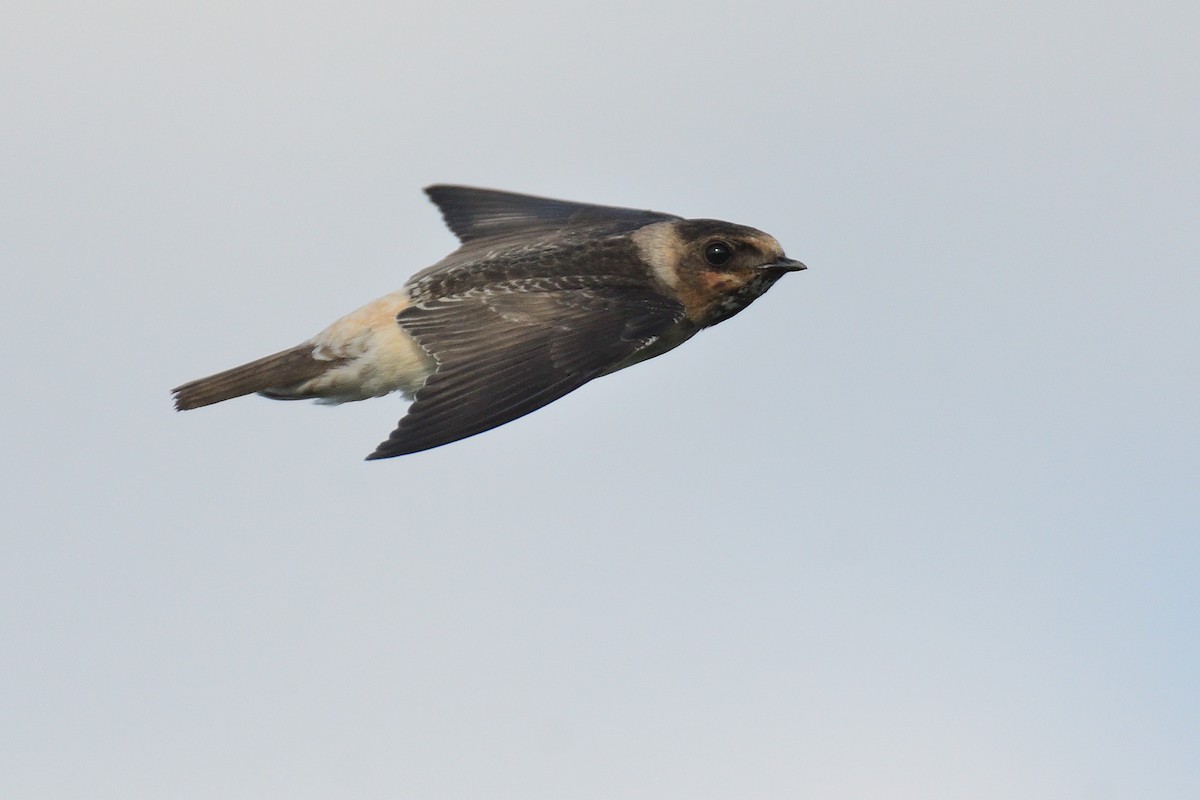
172 186 806 459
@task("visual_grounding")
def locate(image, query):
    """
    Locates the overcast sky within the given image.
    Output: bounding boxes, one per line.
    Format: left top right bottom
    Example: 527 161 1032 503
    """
3 2 1197 798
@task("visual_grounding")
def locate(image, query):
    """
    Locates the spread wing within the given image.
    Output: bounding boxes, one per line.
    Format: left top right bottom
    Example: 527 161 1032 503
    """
425 185 679 243
366 284 685 459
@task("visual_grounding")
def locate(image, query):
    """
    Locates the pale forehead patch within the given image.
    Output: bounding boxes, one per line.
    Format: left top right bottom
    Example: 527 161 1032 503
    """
630 220 684 290
742 230 786 262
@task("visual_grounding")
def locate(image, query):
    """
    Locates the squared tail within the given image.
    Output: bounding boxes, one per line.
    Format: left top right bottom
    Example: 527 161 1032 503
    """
172 345 336 410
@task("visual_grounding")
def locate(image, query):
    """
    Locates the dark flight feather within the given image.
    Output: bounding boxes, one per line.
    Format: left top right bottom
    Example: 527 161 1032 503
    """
425 185 679 244
367 285 684 459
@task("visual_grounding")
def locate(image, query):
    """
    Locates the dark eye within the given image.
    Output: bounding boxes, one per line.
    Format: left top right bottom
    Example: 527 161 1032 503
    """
704 241 734 267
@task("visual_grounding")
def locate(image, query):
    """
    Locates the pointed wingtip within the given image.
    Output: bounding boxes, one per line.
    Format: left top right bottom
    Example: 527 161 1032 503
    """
423 184 456 202
365 435 414 460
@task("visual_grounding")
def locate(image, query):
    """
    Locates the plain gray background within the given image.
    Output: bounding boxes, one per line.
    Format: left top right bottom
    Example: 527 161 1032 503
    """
3 1 1197 798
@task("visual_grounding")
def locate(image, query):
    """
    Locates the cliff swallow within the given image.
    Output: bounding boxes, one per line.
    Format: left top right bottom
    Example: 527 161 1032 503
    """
173 186 805 459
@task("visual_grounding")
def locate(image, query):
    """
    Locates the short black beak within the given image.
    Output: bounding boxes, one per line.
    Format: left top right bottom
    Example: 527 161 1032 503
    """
767 257 807 272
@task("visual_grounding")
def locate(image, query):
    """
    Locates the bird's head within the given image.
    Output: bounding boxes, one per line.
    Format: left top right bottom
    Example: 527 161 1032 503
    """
631 219 805 327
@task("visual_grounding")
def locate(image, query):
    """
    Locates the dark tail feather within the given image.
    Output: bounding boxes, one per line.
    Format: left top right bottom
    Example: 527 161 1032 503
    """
172 345 333 410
